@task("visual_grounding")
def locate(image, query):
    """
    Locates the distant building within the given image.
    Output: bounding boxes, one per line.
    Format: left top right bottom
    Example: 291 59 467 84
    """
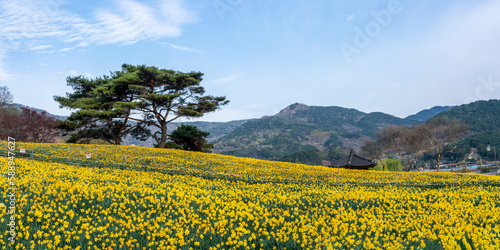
329 149 376 170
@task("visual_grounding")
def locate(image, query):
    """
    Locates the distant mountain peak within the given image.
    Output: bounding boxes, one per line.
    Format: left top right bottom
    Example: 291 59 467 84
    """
214 102 419 160
276 103 309 116
405 105 455 121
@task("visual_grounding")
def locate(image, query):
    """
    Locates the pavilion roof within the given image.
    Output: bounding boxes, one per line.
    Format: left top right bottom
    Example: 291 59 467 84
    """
330 149 376 170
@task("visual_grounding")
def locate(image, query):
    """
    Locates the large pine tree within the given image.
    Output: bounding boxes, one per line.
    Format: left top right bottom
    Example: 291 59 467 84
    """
54 73 149 144
55 64 228 147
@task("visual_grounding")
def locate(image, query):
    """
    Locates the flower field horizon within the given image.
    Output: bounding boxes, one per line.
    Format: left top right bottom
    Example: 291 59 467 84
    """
1 143 500 249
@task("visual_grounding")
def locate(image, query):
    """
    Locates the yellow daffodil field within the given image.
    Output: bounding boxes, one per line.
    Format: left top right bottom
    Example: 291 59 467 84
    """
1 143 500 249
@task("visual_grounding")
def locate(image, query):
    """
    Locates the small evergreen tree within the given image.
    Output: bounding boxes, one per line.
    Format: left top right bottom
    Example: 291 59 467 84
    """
54 73 150 145
168 124 213 152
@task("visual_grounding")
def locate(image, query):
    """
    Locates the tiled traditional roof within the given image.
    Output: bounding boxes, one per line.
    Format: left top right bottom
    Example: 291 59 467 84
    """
330 149 376 170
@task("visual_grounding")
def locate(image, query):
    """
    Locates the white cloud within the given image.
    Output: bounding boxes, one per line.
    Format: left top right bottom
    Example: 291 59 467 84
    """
168 43 206 53
0 47 12 80
59 47 75 52
57 70 95 78
346 14 354 21
0 0 198 75
29 45 53 51
79 0 198 45
0 67 11 81
0 0 72 47
209 74 240 84
76 41 88 47
63 70 94 78
195 108 257 122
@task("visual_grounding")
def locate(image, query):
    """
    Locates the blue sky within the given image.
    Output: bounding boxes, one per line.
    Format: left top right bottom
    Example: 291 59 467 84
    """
1 0 500 122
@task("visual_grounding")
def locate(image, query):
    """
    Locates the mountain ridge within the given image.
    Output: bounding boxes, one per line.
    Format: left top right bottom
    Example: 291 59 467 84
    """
213 103 422 164
405 105 455 121
11 103 68 121
432 99 500 133
11 101 469 165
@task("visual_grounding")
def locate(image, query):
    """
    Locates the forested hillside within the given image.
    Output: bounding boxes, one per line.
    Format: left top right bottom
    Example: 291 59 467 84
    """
428 100 500 162
214 103 420 164
433 99 500 133
405 106 454 121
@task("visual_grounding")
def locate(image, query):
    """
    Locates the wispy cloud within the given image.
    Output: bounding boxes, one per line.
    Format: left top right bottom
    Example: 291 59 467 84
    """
167 43 206 53
209 73 240 84
83 72 94 78
65 70 94 78
1 0 75 48
29 45 53 51
0 0 198 78
0 48 12 80
82 0 197 45
159 42 206 53
1 0 197 47
196 108 257 122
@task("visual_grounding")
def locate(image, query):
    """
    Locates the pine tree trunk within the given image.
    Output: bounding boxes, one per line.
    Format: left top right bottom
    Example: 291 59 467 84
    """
436 155 441 172
113 136 121 145
158 125 168 148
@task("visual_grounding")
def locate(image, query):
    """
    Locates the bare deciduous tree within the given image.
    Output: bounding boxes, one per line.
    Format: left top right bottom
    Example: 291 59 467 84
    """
0 107 59 142
360 139 386 170
374 125 430 171
404 124 430 170
376 125 415 171
0 110 24 140
424 117 468 171
20 107 60 143
369 117 468 172
0 86 14 108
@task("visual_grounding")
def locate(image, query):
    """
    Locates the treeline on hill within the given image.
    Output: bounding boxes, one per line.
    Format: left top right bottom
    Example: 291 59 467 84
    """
441 130 500 161
434 100 500 132
361 117 468 171
222 100 498 169
362 99 500 171
0 86 59 142
215 103 420 165
215 114 343 165
0 64 229 153
422 99 500 163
